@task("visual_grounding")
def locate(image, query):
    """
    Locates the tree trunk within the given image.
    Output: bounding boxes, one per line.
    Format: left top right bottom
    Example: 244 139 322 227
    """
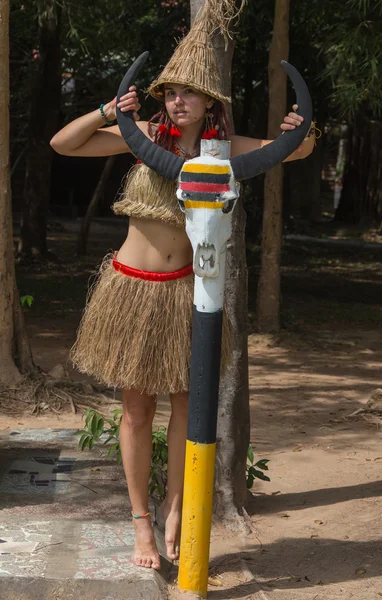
19 0 62 258
257 0 290 334
189 0 250 530
76 156 117 255
0 0 35 387
13 281 36 374
335 117 382 226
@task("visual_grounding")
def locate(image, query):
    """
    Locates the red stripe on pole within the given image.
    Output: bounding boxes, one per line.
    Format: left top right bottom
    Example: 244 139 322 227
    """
180 182 230 193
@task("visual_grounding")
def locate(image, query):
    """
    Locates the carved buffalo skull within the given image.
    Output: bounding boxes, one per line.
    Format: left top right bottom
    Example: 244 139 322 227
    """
116 52 312 279
176 155 239 277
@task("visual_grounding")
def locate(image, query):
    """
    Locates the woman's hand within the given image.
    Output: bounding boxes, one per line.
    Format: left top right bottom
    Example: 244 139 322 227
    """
281 103 304 152
103 86 141 122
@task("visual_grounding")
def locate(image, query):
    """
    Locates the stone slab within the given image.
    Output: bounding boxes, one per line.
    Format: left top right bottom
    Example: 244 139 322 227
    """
1 576 165 600
0 455 76 495
7 429 78 443
0 429 109 450
0 517 167 598
0 435 169 599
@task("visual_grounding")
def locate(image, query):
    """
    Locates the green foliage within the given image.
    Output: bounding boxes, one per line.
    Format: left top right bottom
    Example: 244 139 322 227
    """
78 410 267 497
10 0 189 143
75 409 168 500
20 295 34 308
75 408 112 454
149 426 168 500
246 443 270 489
320 0 382 119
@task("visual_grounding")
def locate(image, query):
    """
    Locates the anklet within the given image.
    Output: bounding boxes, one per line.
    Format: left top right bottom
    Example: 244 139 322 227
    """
132 511 150 519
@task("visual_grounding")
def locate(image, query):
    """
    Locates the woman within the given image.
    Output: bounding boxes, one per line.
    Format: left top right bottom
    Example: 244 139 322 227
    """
50 83 313 569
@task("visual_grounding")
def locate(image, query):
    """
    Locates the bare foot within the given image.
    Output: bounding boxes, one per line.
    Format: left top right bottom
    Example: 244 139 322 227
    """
160 502 182 561
132 518 161 570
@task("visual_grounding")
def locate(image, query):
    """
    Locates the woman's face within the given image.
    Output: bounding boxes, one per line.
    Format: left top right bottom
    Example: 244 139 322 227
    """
164 84 213 128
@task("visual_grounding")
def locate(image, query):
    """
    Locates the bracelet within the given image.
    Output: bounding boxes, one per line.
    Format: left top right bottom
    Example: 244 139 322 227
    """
132 511 150 519
99 104 114 126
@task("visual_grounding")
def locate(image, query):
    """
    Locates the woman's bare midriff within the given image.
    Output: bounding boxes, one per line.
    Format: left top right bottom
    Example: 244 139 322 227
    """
116 217 193 272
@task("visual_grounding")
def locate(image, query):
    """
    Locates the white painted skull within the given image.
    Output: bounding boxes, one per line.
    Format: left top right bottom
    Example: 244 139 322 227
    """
176 155 240 278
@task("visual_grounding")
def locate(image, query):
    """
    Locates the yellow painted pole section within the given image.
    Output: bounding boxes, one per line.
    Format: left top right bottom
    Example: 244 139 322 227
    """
178 440 216 597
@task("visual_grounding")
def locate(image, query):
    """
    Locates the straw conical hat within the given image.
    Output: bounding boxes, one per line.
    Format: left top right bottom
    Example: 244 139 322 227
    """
148 0 245 104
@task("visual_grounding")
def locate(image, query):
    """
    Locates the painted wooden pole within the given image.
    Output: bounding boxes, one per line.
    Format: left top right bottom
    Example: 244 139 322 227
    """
178 140 233 597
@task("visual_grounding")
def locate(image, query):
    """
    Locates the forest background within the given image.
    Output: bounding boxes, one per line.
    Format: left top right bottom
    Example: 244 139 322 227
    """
10 0 382 248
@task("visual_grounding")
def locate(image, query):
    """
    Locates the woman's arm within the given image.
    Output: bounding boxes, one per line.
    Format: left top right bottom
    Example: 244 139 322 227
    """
231 104 315 161
50 87 144 157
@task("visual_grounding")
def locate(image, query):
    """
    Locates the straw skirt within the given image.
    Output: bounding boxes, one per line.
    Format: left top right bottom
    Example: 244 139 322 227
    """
71 255 231 396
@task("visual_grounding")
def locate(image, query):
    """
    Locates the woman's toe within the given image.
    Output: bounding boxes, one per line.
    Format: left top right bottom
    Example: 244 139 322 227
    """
166 541 177 560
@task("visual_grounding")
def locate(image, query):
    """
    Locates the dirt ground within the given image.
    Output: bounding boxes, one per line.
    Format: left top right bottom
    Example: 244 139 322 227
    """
4 218 382 599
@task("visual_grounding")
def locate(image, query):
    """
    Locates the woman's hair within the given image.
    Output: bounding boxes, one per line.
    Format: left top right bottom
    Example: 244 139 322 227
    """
147 98 231 151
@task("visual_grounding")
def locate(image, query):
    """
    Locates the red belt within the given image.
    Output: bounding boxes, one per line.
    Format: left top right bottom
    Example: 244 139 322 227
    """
112 255 193 282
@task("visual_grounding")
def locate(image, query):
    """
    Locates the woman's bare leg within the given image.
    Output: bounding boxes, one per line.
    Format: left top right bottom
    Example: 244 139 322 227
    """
120 389 160 570
161 391 188 561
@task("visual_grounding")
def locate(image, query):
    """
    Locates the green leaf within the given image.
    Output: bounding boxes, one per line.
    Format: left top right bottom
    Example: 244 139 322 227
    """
20 295 34 308
81 436 91 450
103 435 117 446
247 443 254 464
107 443 119 458
112 409 122 421
246 474 254 489
78 433 88 449
89 438 95 450
255 459 270 471
73 429 86 436
91 413 99 436
85 410 94 428
253 470 271 482
96 417 105 437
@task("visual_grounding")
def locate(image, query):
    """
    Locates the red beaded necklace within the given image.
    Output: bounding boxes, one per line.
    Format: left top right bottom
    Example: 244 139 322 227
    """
172 141 199 160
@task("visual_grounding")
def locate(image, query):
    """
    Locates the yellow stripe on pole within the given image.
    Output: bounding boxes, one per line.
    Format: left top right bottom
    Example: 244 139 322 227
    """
184 200 225 209
182 164 230 174
178 440 216 598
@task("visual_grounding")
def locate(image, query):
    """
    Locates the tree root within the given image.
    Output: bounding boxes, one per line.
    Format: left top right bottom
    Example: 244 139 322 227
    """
0 372 114 416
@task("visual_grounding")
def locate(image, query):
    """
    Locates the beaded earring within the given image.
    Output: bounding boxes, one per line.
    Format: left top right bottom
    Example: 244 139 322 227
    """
201 109 218 140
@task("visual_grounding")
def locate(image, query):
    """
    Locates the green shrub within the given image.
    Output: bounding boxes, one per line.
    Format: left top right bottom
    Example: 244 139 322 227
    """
75 409 168 500
76 411 270 499
246 443 270 488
